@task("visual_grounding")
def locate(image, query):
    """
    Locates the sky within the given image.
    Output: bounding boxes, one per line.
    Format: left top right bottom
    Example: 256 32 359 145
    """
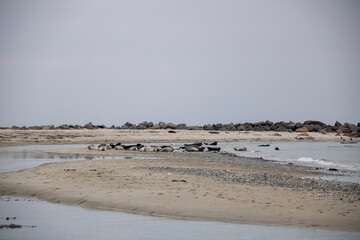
1 0 359 127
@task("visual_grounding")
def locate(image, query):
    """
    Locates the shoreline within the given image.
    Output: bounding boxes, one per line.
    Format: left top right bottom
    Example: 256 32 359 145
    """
1 145 359 232
0 129 354 147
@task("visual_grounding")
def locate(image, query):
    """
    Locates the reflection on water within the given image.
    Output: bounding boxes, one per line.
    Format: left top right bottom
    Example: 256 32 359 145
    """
0 145 142 173
1 196 359 240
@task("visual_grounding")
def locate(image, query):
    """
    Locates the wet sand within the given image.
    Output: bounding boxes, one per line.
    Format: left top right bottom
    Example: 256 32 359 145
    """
0 146 359 232
0 129 348 147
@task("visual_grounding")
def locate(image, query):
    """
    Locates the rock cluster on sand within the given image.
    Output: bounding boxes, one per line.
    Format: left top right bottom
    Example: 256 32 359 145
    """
3 120 360 138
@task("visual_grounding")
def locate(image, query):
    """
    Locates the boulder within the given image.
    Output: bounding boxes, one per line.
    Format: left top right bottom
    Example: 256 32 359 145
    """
84 122 94 129
166 123 177 129
148 122 154 128
253 126 265 131
295 122 303 129
122 122 136 129
176 124 187 130
212 123 223 131
41 125 55 130
335 121 342 127
159 122 167 129
304 120 326 127
151 124 160 129
203 124 213 130
137 121 149 129
237 125 246 131
296 127 309 132
325 127 333 133
265 120 274 127
274 126 288 132
313 125 322 132
224 123 236 131
287 124 296 131
188 126 201 130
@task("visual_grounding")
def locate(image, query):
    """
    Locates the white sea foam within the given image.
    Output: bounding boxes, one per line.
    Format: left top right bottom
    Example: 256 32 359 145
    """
296 157 353 170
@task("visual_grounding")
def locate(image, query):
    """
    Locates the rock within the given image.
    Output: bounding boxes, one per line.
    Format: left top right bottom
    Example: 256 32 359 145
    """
41 125 55 130
212 123 223 131
304 120 326 127
265 120 274 127
295 122 303 129
234 147 247 151
88 145 96 150
166 123 177 129
287 124 296 131
325 127 333 132
176 123 187 129
224 123 236 131
335 121 342 127
313 124 322 132
122 122 136 129
274 126 288 132
137 121 149 129
203 124 213 130
160 146 174 152
296 127 309 132
275 147 280 150
159 122 167 129
253 126 265 131
237 125 246 131
207 146 221 152
188 126 201 130
148 122 154 128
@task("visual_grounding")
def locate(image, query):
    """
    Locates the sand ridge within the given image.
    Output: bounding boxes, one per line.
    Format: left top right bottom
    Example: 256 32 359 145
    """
0 129 350 147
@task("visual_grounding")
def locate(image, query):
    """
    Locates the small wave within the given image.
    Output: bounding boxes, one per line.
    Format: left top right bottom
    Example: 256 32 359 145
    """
296 157 354 170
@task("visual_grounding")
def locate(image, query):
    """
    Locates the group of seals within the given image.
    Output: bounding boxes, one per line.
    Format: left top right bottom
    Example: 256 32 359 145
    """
180 142 221 152
88 143 175 152
88 141 222 153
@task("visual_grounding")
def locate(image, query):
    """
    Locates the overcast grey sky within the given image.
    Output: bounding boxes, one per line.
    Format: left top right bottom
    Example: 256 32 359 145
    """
1 0 359 127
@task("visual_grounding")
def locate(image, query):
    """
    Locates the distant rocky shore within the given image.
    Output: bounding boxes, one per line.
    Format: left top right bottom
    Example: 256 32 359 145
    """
2 120 360 138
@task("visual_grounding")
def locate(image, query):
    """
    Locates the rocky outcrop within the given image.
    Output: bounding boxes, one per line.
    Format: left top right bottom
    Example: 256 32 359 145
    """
4 120 359 137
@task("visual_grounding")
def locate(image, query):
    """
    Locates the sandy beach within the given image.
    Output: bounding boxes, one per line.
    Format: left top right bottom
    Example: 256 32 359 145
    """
0 129 349 147
0 129 359 232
